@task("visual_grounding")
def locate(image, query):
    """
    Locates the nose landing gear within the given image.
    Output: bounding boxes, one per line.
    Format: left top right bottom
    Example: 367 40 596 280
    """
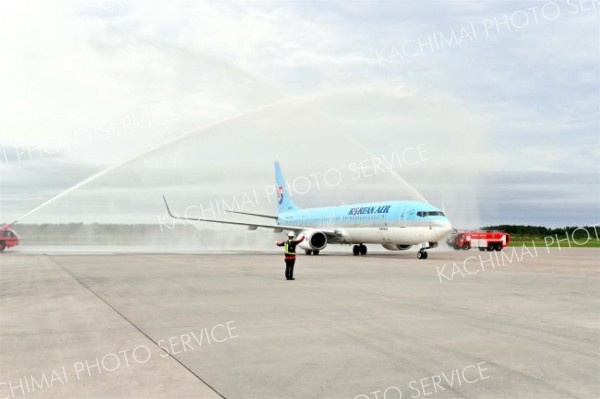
417 242 437 260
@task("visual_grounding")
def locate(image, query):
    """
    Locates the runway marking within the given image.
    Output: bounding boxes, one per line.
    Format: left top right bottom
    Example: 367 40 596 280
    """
46 255 227 399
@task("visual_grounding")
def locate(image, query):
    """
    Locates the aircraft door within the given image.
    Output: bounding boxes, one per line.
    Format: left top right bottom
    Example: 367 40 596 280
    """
399 209 406 228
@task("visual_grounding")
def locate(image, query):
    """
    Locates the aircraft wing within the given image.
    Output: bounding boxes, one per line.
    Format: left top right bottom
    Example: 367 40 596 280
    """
163 196 307 233
224 210 278 220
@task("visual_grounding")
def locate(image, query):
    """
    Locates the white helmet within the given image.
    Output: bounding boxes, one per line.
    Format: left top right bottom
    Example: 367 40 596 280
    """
287 232 295 238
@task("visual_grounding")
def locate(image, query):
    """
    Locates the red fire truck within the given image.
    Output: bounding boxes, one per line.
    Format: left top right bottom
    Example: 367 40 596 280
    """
0 225 20 252
446 230 510 251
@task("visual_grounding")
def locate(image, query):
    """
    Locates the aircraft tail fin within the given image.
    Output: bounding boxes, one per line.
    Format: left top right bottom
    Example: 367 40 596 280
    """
274 161 301 214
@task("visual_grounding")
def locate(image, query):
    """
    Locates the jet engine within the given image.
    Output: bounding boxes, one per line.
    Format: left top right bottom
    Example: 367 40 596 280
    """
298 230 328 251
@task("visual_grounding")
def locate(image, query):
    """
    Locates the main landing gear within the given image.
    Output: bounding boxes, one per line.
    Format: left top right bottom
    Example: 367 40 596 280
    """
417 250 428 259
352 244 367 256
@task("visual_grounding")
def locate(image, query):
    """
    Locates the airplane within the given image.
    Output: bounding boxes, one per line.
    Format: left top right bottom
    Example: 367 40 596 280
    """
163 161 453 259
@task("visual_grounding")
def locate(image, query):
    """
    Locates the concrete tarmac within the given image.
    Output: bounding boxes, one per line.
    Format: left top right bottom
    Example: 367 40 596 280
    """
1 248 599 398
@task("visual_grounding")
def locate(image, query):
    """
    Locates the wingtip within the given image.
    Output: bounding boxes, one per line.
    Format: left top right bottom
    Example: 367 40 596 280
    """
162 195 174 217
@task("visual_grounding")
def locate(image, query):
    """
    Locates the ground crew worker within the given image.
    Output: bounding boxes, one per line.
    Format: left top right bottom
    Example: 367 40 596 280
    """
275 232 305 280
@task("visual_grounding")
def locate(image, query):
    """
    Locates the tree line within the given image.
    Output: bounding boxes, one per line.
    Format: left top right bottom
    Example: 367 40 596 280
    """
481 225 599 239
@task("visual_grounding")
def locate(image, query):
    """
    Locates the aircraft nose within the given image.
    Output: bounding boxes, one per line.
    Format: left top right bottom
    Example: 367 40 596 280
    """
433 218 454 234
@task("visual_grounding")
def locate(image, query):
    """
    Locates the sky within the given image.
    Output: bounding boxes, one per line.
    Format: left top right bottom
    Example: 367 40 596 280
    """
0 0 598 228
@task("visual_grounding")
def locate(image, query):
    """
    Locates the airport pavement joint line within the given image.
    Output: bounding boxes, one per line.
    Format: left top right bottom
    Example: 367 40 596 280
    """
46 255 227 399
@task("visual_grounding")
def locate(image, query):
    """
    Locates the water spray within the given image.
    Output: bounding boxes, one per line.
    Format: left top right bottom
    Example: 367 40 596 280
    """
348 137 429 204
4 96 315 227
